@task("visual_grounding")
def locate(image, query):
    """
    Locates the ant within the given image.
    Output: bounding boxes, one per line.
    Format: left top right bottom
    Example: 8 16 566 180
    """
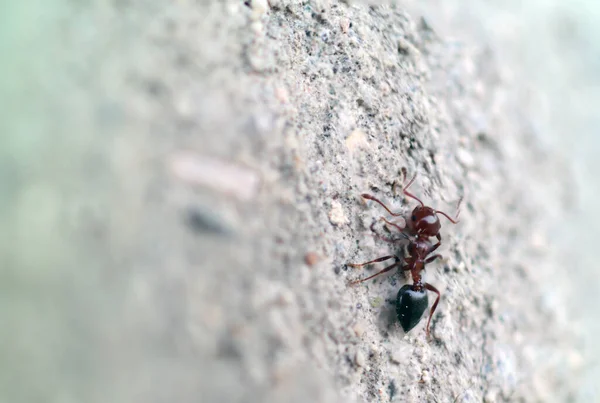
348 168 461 338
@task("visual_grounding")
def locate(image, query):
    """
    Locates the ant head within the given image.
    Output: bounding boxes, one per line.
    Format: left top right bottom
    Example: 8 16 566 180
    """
408 206 441 237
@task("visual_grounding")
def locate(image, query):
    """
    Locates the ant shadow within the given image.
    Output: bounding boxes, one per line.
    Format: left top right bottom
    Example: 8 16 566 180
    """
374 286 406 337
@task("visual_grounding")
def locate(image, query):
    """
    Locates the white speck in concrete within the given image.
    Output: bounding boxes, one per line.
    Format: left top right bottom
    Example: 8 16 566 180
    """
345 129 369 154
250 0 269 18
457 147 475 168
329 200 349 226
355 350 366 367
353 321 366 337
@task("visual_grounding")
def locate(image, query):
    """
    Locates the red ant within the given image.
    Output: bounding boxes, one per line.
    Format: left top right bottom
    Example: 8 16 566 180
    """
348 169 461 338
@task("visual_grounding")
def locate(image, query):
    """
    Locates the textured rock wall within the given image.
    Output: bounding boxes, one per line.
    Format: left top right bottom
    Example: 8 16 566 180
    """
2 1 588 402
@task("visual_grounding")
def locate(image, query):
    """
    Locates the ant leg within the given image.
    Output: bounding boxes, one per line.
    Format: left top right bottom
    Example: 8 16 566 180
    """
419 234 443 256
347 255 396 268
436 196 462 224
361 194 403 217
369 222 407 243
348 256 401 285
424 283 441 339
426 240 441 255
424 254 442 264
380 217 406 233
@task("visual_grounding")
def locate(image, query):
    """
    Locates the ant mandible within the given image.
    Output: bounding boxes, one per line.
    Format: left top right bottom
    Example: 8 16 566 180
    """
348 168 461 339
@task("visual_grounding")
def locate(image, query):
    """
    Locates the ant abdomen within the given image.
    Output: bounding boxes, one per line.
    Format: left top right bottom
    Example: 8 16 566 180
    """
396 285 429 333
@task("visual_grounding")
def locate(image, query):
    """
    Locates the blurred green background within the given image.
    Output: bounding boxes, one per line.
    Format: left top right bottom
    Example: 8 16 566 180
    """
1 2 126 401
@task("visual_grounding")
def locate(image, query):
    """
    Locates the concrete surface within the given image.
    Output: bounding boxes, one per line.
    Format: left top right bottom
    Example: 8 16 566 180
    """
2 1 598 402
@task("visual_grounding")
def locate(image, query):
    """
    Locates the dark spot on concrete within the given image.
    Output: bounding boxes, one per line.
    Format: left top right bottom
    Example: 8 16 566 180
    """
389 379 397 400
184 206 231 236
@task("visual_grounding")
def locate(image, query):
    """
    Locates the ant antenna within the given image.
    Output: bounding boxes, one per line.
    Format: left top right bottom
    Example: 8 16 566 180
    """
399 167 425 206
435 210 459 224
361 194 403 217
402 177 425 207
435 196 462 224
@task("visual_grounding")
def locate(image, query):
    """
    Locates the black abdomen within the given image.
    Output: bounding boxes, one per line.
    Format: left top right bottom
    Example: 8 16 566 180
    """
396 285 429 332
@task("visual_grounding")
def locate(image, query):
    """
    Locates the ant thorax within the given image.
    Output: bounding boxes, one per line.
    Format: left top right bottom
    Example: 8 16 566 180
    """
404 236 431 259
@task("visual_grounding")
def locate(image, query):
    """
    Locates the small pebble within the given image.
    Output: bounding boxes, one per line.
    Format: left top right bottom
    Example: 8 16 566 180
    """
370 296 383 308
483 388 498 403
250 0 269 19
304 252 321 266
355 350 366 367
353 321 366 337
390 350 403 364
345 129 369 153
397 37 418 56
329 200 349 226
420 370 431 384
276 288 294 306
250 21 263 35
456 148 475 168
169 151 260 201
339 17 350 34
275 86 289 103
